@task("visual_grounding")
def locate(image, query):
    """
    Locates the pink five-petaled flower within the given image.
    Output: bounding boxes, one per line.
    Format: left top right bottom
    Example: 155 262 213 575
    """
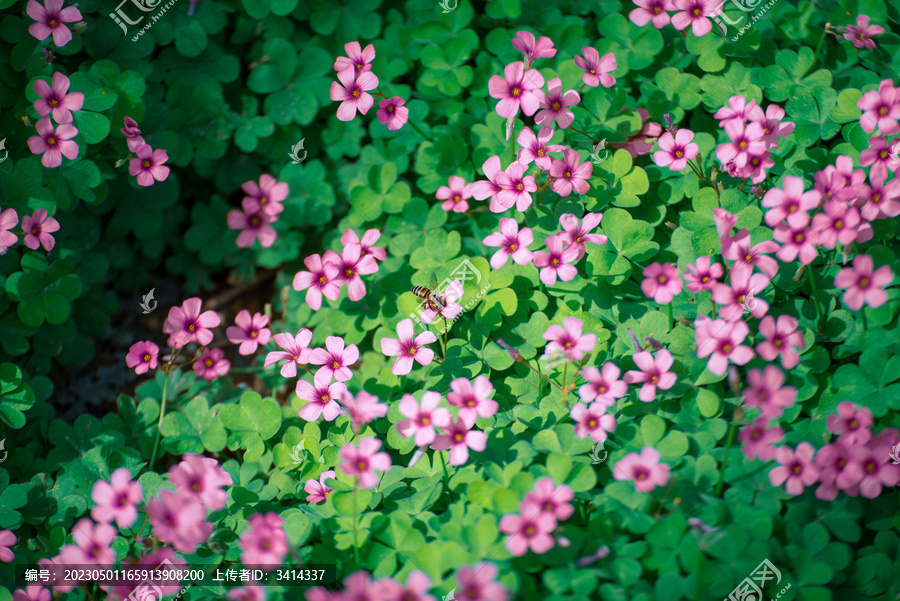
773 217 818 265
71 518 116 565
0 530 15 564
120 116 145 153
653 129 698 171
857 79 900 135
340 438 392 489
488 61 545 119
129 143 170 187
432 414 487 466
641 262 683 304
684 256 724 292
857 170 900 221
338 390 387 431
769 442 819 495
814 443 858 499
27 0 82 46
330 69 378 122
227 197 277 249
324 242 379 302
193 347 230 381
20 209 59 252
532 234 579 285
493 161 537 212
623 350 676 402
630 0 675 28
147 491 213 554
455 563 508 601
548 149 593 197
293 253 342 310
834 254 893 311
613 447 670 492
713 96 758 127
827 401 874 445
163 297 220 348
574 47 616 88
376 96 409 131
716 120 766 170
498 506 557 557
761 176 819 228
398 391 452 446
242 174 289 218
511 31 557 65
844 15 885 50
559 212 606 261
694 315 754 376
296 370 345 422
483 217 534 269
27 117 78 168
226 310 271 356
309 336 359 383
579 363 627 408
535 78 580 129
334 41 375 77
748 104 795 148
447 376 499 422
0 208 18 253
860 137 896 182
723 232 780 279
671 0 719 35
169 454 232 511
341 228 387 262
743 365 796 420
570 401 616 443
851 445 899 499
471 155 508 208
14 586 51 601
611 107 663 157
125 341 159 375
525 478 574 520
90 468 142 529
516 126 565 171
437 176 474 213
240 513 287 570
712 269 771 321
304 470 336 504
33 72 83 124
543 317 596 361
739 417 784 461
756 315 805 369
265 329 312 378
373 571 436 601
380 318 437 376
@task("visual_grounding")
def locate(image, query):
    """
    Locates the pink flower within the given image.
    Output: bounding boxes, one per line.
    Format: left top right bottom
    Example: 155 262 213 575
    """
524 478 574 521
340 438 392 489
548 149 593 197
90 468 142 529
493 161 537 212
694 315 754 376
20 209 60 251
324 242 380 301
13 586 49 601
128 143 170 187
304 470 336 503
339 390 387 431
852 445 899 498
773 219 818 265
769 443 819 495
33 72 83 124
398 391 452 446
713 208 739 254
856 170 900 221
193 347 231 381
543 317 596 361
296 370 345 422
744 151 774 185
534 78 579 129
470 155 508 208
610 108 663 157
380 318 438 375
333 572 379 601
814 441 862 500
264 329 313 378
747 104 795 148
761 176 820 227
629 0 675 28
684 256 723 292
558 212 606 261
532 234 579 285
432 414 487 466
71 518 116 565
653 129 698 171
0 208 17 253
723 232 780 279
516 126 565 171
341 228 387 262
227 197 277 249
613 447 670 492
121 116 145 152
511 31 557 64
834 254 893 310
483 217 534 269
640 262 683 304
330 69 378 121
226 585 265 601
168 453 233 511
498 506 557 556
240 513 287 569
309 336 359 382
570 401 617 443
26 0 82 46
756 315 805 369
857 79 900 135
226 310 271 356
711 269 770 321
826 401 873 445
334 41 376 77
242 174 289 218
860 136 895 181
714 96 758 128
739 417 784 461
671 0 719 36
623 350 676 402
27 116 78 168
373 571 436 601
743 365 796 420
488 61 545 119
293 253 342 310
447 376 498 422
455 563 508 601
0 529 16 564
579 363 627 407
715 120 766 170
844 15 885 50
418 278 464 325
125 341 158 375
163 297 221 348
574 47 616 88
376 96 409 130
437 176 474 213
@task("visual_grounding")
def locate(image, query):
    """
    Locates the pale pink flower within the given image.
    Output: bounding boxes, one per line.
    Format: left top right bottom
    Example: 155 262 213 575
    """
524 478 575 521
239 513 287 570
579 363 627 407
773 219 818 265
623 350 676 402
376 96 409 130
334 41 375 77
769 443 819 495
558 212 606 261
483 217 534 269
716 120 766 170
629 0 675 28
694 315 754 376
27 117 78 168
0 529 16 564
292 253 342 311
309 336 359 382
129 143 170 187
330 69 378 121
641 262 683 304
338 390 387 431
722 232 780 279
27 0 82 46
447 376 498 421
856 170 900 221
226 310 271 356
857 79 900 135
304 470 336 503
493 161 537 212
713 208 738 254
163 297 221 348
296 370 345 422
324 242 379 302
653 129 698 171
432 414 486 466
397 391 452 446
671 0 719 36
533 234 579 285
761 175 820 227
264 329 313 378
747 104 795 148
437 176 474 213
756 315 805 369
226 197 276 249
713 96 758 127
169 454 232 511
684 256 723 292
241 173 289 218
33 72 83 124
340 438 392 489
0 208 17 253
834 254 893 310
147 491 213 553
574 47 616 88
516 126 565 171
570 401 616 443
739 417 784 461
511 31 557 64
711 269 770 321
844 15 885 50
613 447 670 492
488 61 545 118
743 365 796 420
548 148 593 197
341 228 387 262
498 506 557 556
13 586 49 601
534 78 579 129
91 468 142 528
860 136 895 181
543 317 596 361
193 347 230 381
373 571 436 601
470 156 508 208
455 563 508 601
125 340 159 375
380 318 438 375
826 401 873 445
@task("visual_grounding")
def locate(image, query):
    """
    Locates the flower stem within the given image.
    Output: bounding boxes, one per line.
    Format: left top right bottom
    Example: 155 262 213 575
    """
405 119 431 142
148 373 170 471
715 420 739 497
352 480 361 565
667 303 674 330
861 307 868 330
807 267 824 329
439 450 451 490
569 125 599 143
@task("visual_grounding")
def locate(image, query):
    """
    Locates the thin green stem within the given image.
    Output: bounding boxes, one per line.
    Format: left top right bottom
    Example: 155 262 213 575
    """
405 119 431 142
807 267 824 329
510 118 517 163
861 307 868 330
352 480 361 565
715 420 739 497
148 373 170 471
569 125 599 143
439 450 451 490
667 303 674 331
562 363 568 390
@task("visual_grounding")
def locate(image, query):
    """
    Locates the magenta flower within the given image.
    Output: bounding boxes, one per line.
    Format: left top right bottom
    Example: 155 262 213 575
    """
455 563 508 601
756 315 805 369
857 170 900 221
432 414 487 466
147 491 212 554
398 391 452 446
694 315 754 376
0 529 16 564
623 350 676 402
511 31 557 65
324 242 379 301
494 161 537 212
543 317 596 361
716 120 766 170
341 228 387 262
498 507 557 556
0 208 17 253
296 370 345 422
743 365 796 420
471 155 508 208
226 310 271 356
26 0 82 46
748 104 795 148
483 217 534 269
834 254 893 310
860 137 895 181
761 176 819 228
334 41 375 77
516 126 565 171
723 232 780 279
90 468 142 529
610 108 663 157
338 390 387 431
71 518 116 565
33 72 83 124
373 571 436 601
712 269 770 321
380 318 438 375
376 96 409 130
120 116 145 152
265 329 312 378
773 219 818 265
128 143 170 187
579 363 627 407
226 198 277 248
769 442 819 495
242 173 289 217
304 470 336 504
574 47 616 88
437 176 474 213
20 209 60 252
851 446 898 498
488 61 545 118
293 253 342 310
613 447 670 492
340 438 392 489
653 129 698 171
641 262 683 304
447 376 499 422
559 212 606 261
27 117 78 168
330 69 378 121
813 441 860 500
714 96 758 127
125 341 159 375
239 513 287 569
739 417 784 461
548 149 593 197
418 278 465 325
671 0 719 35
857 79 900 135
193 347 231 381
713 208 739 254
169 453 232 511
827 401 874 445
630 0 675 27
163 297 221 348
534 78 579 129
309 336 359 383
844 15 885 50
570 401 617 443
684 256 723 292
532 234 579 285
525 478 575 521
13 586 49 601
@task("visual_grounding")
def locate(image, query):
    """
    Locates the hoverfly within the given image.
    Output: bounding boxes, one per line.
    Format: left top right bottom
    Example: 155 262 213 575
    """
411 272 446 313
